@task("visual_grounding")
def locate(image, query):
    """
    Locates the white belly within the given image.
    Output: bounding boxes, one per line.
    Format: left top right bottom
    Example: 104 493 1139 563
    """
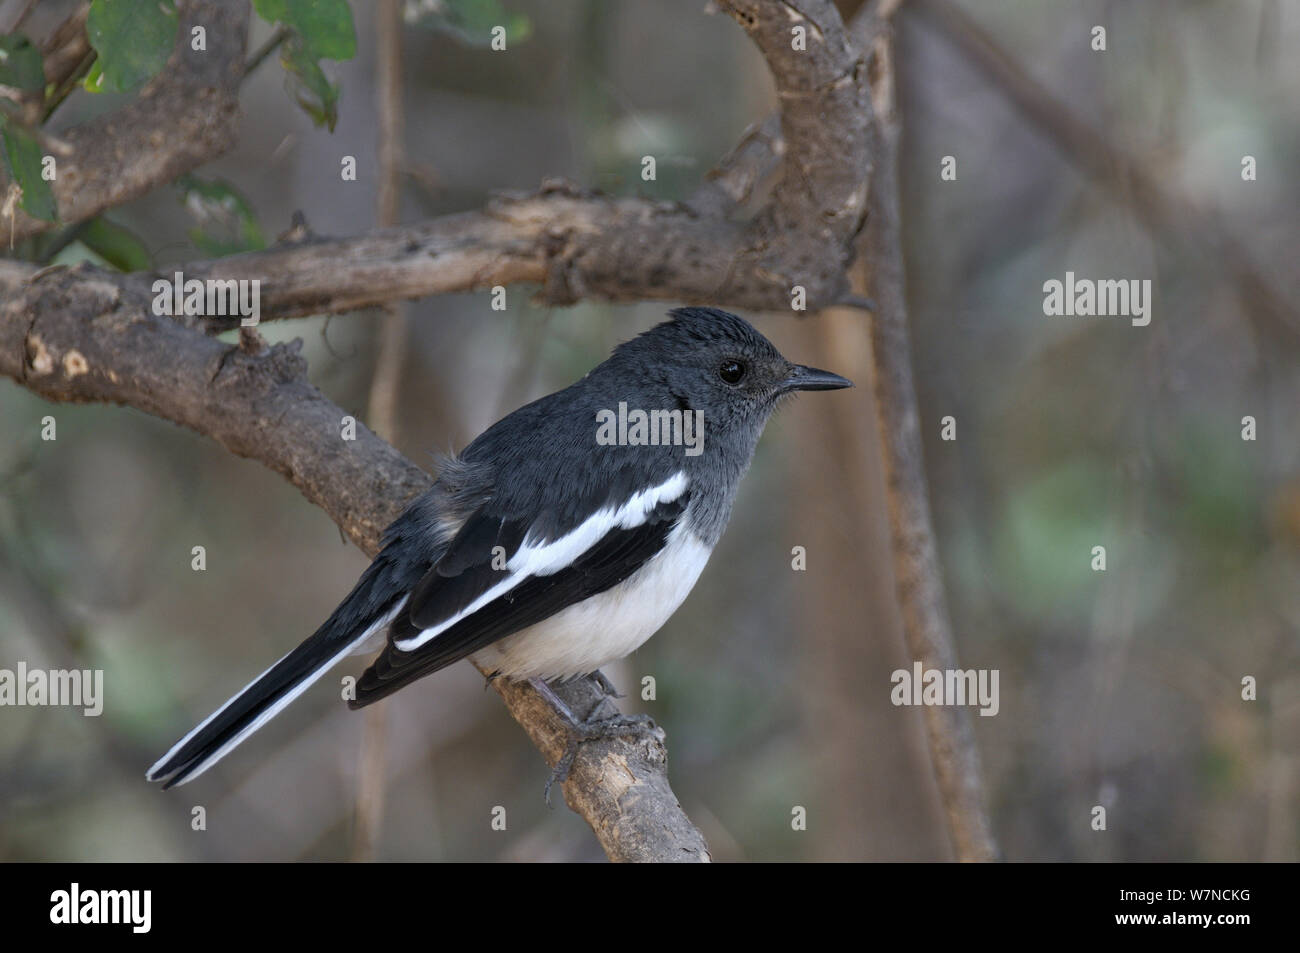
471 522 712 680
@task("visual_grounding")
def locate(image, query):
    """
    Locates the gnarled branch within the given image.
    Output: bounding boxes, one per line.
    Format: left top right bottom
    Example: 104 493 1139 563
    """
133 0 876 331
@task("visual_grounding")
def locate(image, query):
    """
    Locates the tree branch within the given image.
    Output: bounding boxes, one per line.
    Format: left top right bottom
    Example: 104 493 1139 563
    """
122 0 875 330
5 0 247 242
177 186 758 329
687 113 782 215
351 0 408 864
853 2 999 861
716 0 873 279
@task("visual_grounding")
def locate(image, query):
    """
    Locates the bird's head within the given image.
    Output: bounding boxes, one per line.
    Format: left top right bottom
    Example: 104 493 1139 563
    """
613 307 853 435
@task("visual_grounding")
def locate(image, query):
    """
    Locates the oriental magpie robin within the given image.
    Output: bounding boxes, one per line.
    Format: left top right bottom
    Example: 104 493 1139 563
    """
147 307 852 788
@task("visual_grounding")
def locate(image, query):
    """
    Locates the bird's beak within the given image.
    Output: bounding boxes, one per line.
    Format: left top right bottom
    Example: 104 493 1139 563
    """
782 364 854 392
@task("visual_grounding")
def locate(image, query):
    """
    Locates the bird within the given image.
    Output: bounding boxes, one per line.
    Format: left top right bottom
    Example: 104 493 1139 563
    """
146 307 852 790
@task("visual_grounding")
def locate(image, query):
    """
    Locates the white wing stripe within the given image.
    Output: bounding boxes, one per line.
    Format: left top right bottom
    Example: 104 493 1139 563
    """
395 471 689 652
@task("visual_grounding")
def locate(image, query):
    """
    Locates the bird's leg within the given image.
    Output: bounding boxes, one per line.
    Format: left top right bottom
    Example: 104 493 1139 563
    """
529 677 661 806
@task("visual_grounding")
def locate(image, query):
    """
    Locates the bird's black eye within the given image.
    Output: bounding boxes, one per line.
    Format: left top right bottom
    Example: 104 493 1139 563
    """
718 360 746 385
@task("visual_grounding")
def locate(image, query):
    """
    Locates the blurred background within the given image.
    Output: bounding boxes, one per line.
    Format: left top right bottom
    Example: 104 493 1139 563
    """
1 0 1298 861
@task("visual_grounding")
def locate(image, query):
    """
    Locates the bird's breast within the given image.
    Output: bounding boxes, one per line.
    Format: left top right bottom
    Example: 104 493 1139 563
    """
472 521 712 680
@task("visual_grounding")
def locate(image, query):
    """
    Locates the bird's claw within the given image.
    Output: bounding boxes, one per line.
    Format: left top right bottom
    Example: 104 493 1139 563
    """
592 670 625 699
543 712 662 807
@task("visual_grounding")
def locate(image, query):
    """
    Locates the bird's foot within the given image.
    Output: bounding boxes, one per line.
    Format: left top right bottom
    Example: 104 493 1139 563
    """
544 711 661 806
527 676 662 806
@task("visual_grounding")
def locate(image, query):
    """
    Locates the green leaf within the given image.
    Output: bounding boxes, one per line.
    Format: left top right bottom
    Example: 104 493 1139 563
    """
79 216 153 271
279 35 342 130
0 120 57 221
406 0 532 47
0 34 46 92
176 175 265 257
251 1 355 130
86 0 179 93
253 0 356 60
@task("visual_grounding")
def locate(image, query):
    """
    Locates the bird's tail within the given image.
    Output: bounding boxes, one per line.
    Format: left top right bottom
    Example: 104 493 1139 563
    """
146 556 413 789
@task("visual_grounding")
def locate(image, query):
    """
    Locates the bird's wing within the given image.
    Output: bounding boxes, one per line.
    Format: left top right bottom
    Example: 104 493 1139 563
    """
350 473 690 707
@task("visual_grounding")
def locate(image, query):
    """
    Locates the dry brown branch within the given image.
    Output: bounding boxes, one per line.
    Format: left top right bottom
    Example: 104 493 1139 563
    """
129 0 876 331
40 3 92 95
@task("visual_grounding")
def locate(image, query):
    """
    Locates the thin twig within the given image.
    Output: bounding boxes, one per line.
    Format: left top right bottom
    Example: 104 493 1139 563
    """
1 0 40 34
40 47 95 123
352 0 407 864
38 1 91 95
853 2 999 862
243 24 290 78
